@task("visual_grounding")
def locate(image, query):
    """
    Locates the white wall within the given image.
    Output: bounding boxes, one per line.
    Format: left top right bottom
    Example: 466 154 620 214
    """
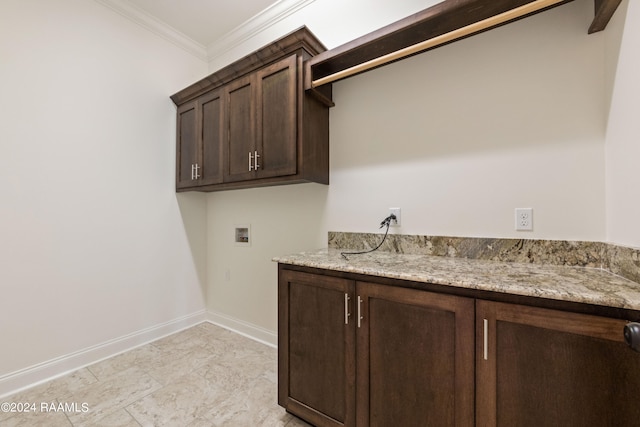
606 0 640 248
0 0 208 393
206 0 617 340
207 184 328 335
327 1 606 239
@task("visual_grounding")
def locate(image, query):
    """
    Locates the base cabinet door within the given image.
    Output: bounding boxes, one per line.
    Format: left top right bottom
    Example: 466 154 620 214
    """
278 268 474 427
356 281 475 427
278 269 356 427
476 300 640 427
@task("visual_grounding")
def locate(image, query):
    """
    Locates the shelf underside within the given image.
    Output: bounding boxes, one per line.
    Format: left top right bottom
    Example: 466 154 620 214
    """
306 0 622 89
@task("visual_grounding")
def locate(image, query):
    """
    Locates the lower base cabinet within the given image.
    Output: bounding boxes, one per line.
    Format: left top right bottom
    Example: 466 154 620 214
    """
476 300 640 427
278 268 474 427
278 266 640 427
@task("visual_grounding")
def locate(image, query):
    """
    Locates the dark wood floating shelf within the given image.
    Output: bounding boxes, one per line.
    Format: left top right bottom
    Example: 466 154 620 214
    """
305 0 622 90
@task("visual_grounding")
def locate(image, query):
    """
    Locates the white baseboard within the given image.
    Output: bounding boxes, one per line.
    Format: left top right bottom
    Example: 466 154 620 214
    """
206 310 277 348
0 310 207 399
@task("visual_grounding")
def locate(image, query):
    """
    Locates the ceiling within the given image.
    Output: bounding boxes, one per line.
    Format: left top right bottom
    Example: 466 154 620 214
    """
125 0 280 47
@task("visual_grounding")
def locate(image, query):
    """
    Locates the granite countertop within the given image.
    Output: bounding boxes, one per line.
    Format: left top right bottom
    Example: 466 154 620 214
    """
273 248 640 312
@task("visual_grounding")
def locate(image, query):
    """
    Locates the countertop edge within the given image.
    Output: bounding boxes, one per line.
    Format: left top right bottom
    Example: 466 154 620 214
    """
273 249 640 313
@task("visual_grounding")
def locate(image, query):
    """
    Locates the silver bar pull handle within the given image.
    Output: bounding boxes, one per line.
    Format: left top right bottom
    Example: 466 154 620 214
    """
254 150 260 170
191 164 194 180
483 318 489 361
344 294 350 325
248 152 253 171
357 296 363 328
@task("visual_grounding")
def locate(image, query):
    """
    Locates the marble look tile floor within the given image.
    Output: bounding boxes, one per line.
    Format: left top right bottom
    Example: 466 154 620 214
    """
0 323 311 427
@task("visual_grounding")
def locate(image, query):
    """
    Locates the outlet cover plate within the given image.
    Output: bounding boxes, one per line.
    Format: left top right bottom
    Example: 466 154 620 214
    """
515 208 533 231
389 208 401 227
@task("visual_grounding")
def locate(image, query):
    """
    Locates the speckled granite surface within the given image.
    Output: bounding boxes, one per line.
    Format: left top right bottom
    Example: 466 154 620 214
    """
273 232 640 311
327 232 640 284
328 232 605 266
604 244 640 284
273 249 640 311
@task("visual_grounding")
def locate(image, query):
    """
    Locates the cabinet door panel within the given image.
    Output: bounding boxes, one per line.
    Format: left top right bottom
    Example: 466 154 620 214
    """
279 270 356 427
200 90 223 185
225 75 255 182
256 54 297 179
357 282 475 427
176 100 198 189
477 300 640 427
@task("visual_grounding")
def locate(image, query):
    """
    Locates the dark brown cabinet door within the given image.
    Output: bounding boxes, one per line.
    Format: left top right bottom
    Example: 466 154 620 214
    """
176 100 198 189
224 55 297 183
278 269 356 427
199 89 224 186
255 54 297 179
175 90 224 189
476 300 640 427
225 74 256 182
356 282 475 427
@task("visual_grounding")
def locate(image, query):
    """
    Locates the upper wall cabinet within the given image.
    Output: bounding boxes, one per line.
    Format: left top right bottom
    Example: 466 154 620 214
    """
172 27 332 192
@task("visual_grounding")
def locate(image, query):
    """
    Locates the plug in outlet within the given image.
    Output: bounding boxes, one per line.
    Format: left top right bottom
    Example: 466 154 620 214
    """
515 208 533 231
389 208 401 227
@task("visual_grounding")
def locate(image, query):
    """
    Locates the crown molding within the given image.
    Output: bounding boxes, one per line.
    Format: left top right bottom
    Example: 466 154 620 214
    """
206 0 317 62
94 0 316 63
94 0 208 61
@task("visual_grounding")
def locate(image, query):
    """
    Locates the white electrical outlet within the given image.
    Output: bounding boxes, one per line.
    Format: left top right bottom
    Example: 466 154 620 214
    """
515 208 533 231
389 208 401 227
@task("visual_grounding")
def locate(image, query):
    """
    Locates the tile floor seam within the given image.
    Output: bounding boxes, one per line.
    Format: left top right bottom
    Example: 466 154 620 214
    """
124 406 145 427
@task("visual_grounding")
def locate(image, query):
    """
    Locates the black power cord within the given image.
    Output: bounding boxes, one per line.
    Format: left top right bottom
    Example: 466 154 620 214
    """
341 214 397 260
